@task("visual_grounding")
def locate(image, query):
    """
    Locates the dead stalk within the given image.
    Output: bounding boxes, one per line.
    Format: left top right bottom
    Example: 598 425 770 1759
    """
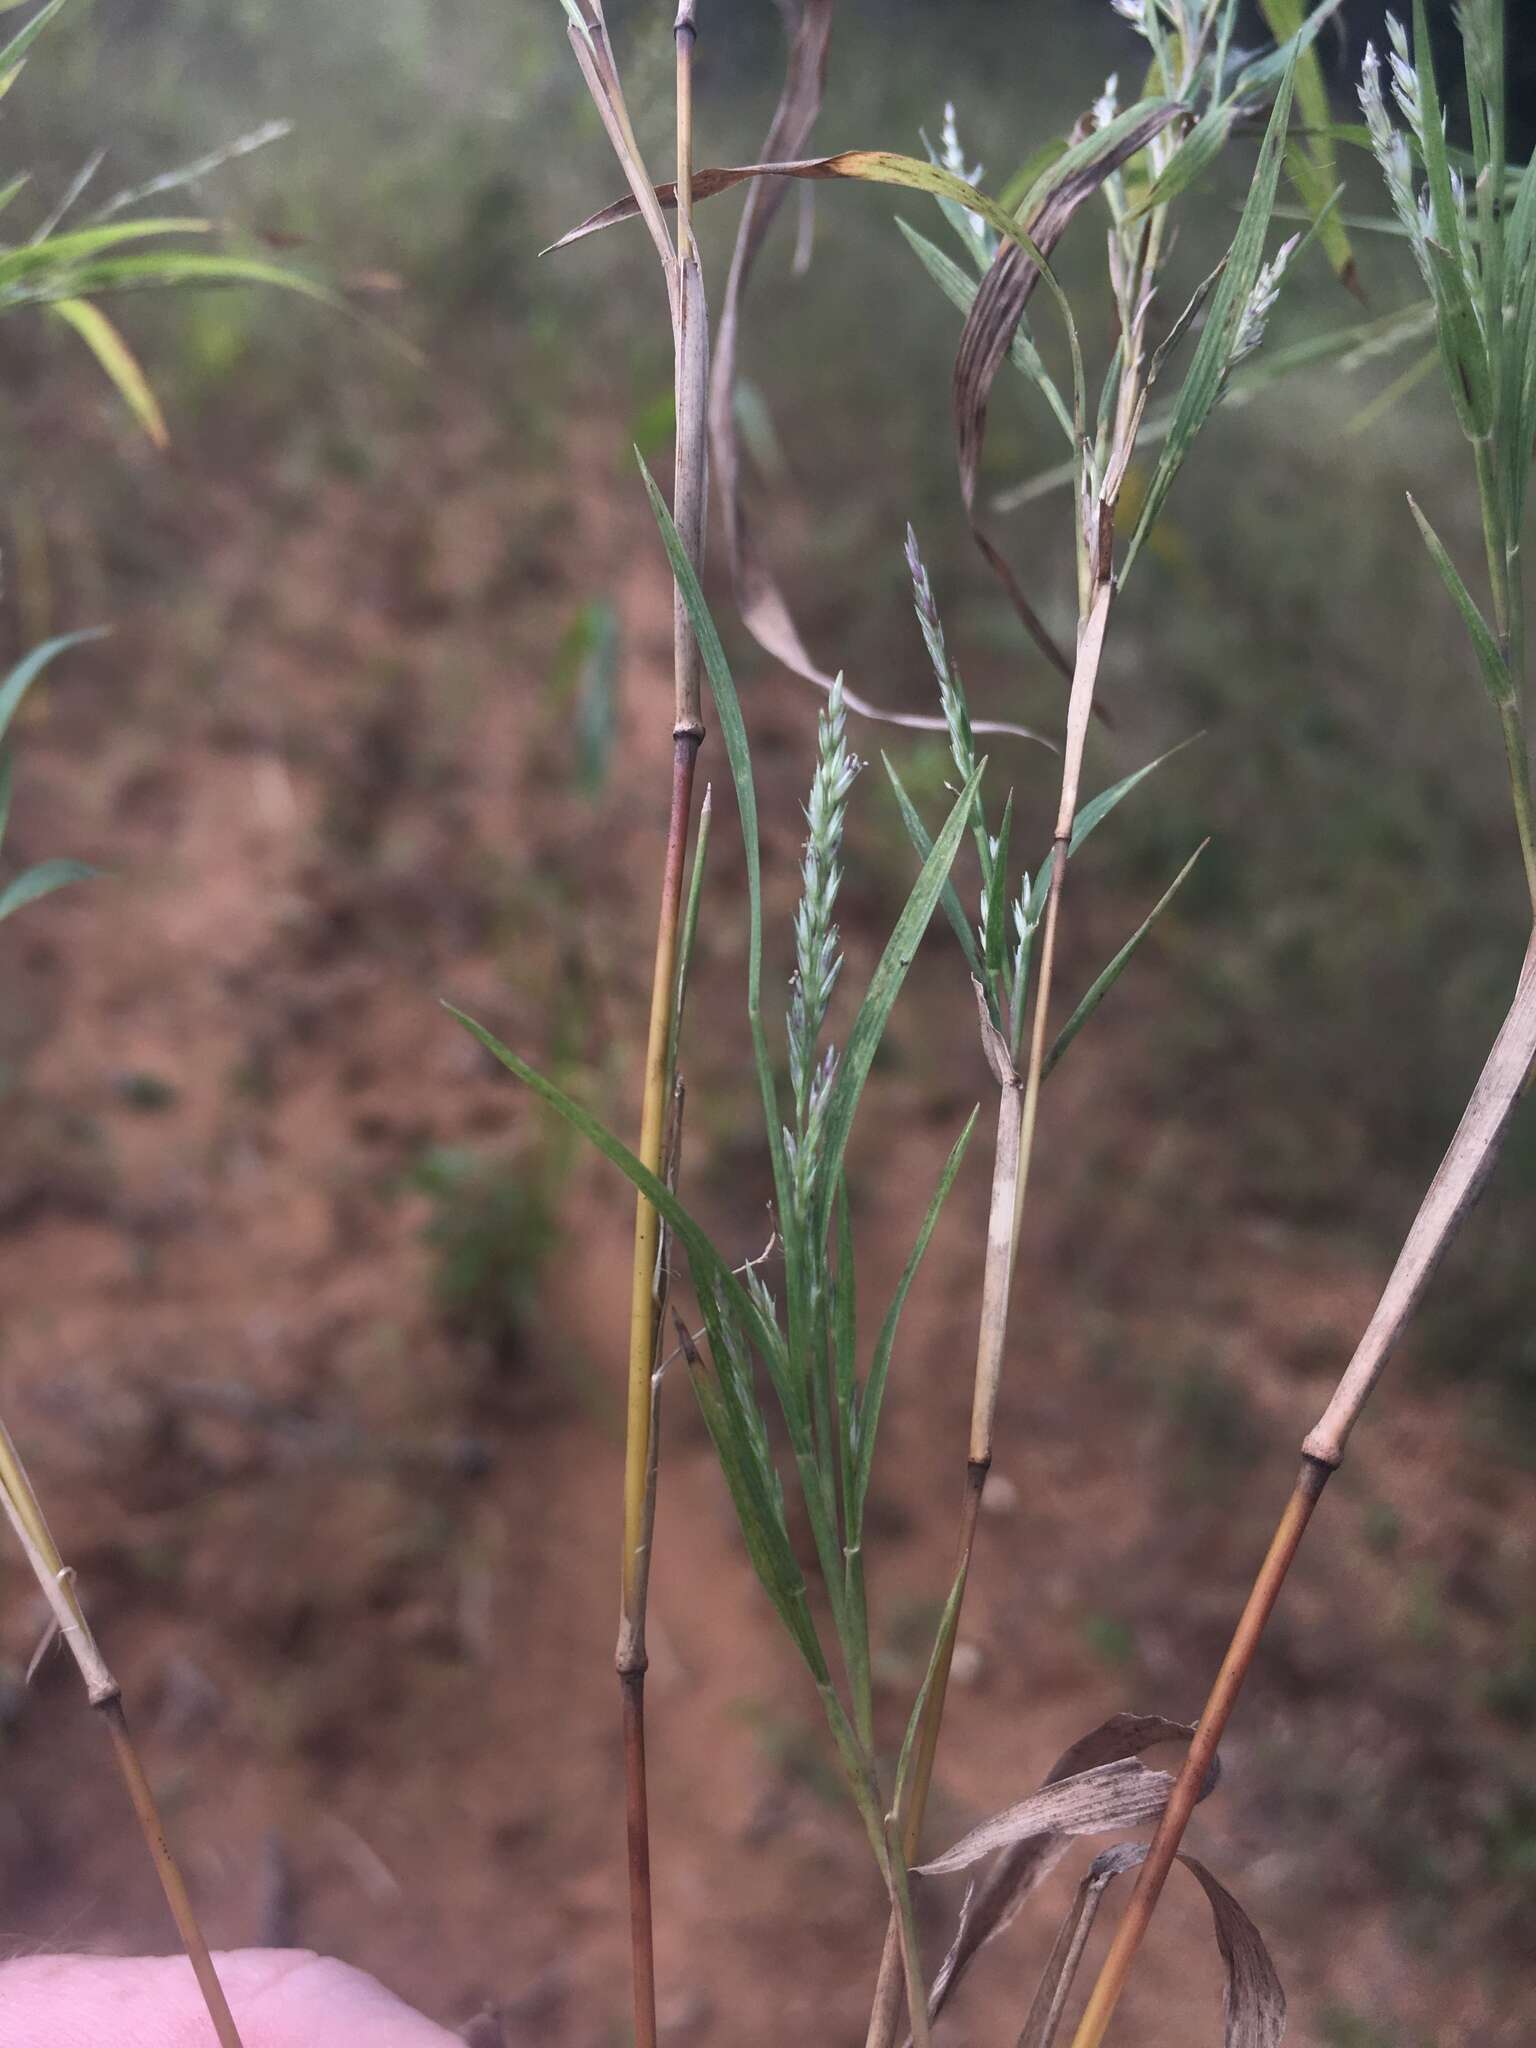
567 7 710 2045
865 556 1119 2048
1066 926 1536 2048
0 1426 245 2048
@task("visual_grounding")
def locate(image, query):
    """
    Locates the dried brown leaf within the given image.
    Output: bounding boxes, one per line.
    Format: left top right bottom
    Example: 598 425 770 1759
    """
919 1715 1213 2031
1016 1843 1145 2048
952 103 1180 675
1016 1844 1286 2048
918 1758 1172 1879
547 129 1077 744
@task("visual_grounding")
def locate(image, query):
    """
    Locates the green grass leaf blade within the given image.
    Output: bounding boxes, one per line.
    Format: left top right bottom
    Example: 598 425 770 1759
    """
635 455 808 1353
1024 737 1198 925
897 219 1075 446
813 761 983 1248
882 752 983 985
0 857 97 923
0 629 107 750
1257 0 1356 286
0 0 68 73
851 1109 978 1534
892 1559 968 1819
1042 842 1208 1080
445 1006 782 1368
1125 54 1298 576
1406 493 1514 705
0 217 210 284
9 250 339 310
668 784 712 1079
1131 104 1235 216
984 789 1013 984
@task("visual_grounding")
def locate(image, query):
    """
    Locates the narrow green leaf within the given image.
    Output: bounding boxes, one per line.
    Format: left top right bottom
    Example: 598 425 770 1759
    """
0 629 107 750
5 249 339 312
1257 0 1356 286
0 0 68 73
1406 493 1513 705
833 1175 858 1460
851 1109 978 1532
896 219 1074 446
984 789 1013 982
668 784 712 1079
1042 842 1207 1079
1424 234 1494 439
0 857 97 922
1130 103 1235 216
1125 54 1299 575
445 1006 782 1368
0 217 210 285
635 454 806 1363
813 761 983 1248
1024 737 1199 926
882 751 985 990
892 1560 968 1818
1411 0 1464 265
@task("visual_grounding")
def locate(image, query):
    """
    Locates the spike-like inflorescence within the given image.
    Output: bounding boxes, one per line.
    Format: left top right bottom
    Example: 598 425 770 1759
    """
906 525 979 799
1359 41 1432 285
786 675 859 1215
1230 233 1300 370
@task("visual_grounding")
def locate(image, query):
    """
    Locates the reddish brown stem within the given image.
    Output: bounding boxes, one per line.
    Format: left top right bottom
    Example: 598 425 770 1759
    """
1066 1458 1332 2048
99 1696 245 2048
619 1668 657 2048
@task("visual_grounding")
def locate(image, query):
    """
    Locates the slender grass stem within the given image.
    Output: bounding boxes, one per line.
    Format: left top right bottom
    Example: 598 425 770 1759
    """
98 1698 246 2048
0 1435 244 2048
602 12 709 2044
1497 696 1536 919
864 565 1117 2048
1068 926 1536 2046
1065 1459 1331 2048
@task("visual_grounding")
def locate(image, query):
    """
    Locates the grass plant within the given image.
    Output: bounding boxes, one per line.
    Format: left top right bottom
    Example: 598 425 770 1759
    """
458 4 1389 2043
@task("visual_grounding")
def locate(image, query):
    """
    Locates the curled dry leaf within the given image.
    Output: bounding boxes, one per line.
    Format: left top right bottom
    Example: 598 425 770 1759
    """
917 1714 1212 2031
547 135 1073 746
917 1757 1174 1878
1018 1843 1286 2048
952 102 1181 672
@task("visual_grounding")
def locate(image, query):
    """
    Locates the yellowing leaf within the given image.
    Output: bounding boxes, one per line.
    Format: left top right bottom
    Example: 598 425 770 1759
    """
49 296 168 447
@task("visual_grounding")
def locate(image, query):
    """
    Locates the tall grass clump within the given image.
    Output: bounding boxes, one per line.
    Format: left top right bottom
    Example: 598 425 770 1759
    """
451 2 1431 2042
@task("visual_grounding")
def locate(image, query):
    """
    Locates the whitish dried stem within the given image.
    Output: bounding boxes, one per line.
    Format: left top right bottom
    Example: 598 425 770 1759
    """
866 557 1119 2048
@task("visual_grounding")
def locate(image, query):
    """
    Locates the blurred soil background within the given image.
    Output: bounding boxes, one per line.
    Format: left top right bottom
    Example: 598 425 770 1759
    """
0 2 1533 2044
